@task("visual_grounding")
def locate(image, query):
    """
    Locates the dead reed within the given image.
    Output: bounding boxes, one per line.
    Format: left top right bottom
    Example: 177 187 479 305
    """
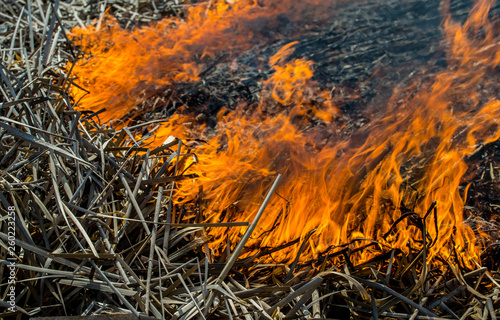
1 0 499 319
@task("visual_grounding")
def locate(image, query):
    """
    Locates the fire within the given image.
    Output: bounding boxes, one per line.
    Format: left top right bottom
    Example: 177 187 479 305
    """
71 0 500 267
70 0 338 123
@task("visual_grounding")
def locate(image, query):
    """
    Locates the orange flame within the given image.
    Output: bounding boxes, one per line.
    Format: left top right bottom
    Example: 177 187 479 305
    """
71 0 500 267
70 0 338 123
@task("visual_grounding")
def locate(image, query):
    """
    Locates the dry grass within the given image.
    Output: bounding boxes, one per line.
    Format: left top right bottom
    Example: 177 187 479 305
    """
1 0 500 319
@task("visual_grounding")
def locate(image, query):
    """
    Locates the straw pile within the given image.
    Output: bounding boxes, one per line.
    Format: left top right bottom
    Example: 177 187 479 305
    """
1 0 500 319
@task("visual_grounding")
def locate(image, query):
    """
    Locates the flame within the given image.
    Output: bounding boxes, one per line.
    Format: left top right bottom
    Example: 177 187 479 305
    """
70 0 339 123
72 0 500 267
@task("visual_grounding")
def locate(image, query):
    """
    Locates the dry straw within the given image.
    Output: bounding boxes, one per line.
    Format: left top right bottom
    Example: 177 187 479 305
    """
1 0 499 319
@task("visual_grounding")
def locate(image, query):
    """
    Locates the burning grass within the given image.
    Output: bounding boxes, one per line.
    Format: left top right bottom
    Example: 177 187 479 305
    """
69 0 500 266
1 0 500 319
